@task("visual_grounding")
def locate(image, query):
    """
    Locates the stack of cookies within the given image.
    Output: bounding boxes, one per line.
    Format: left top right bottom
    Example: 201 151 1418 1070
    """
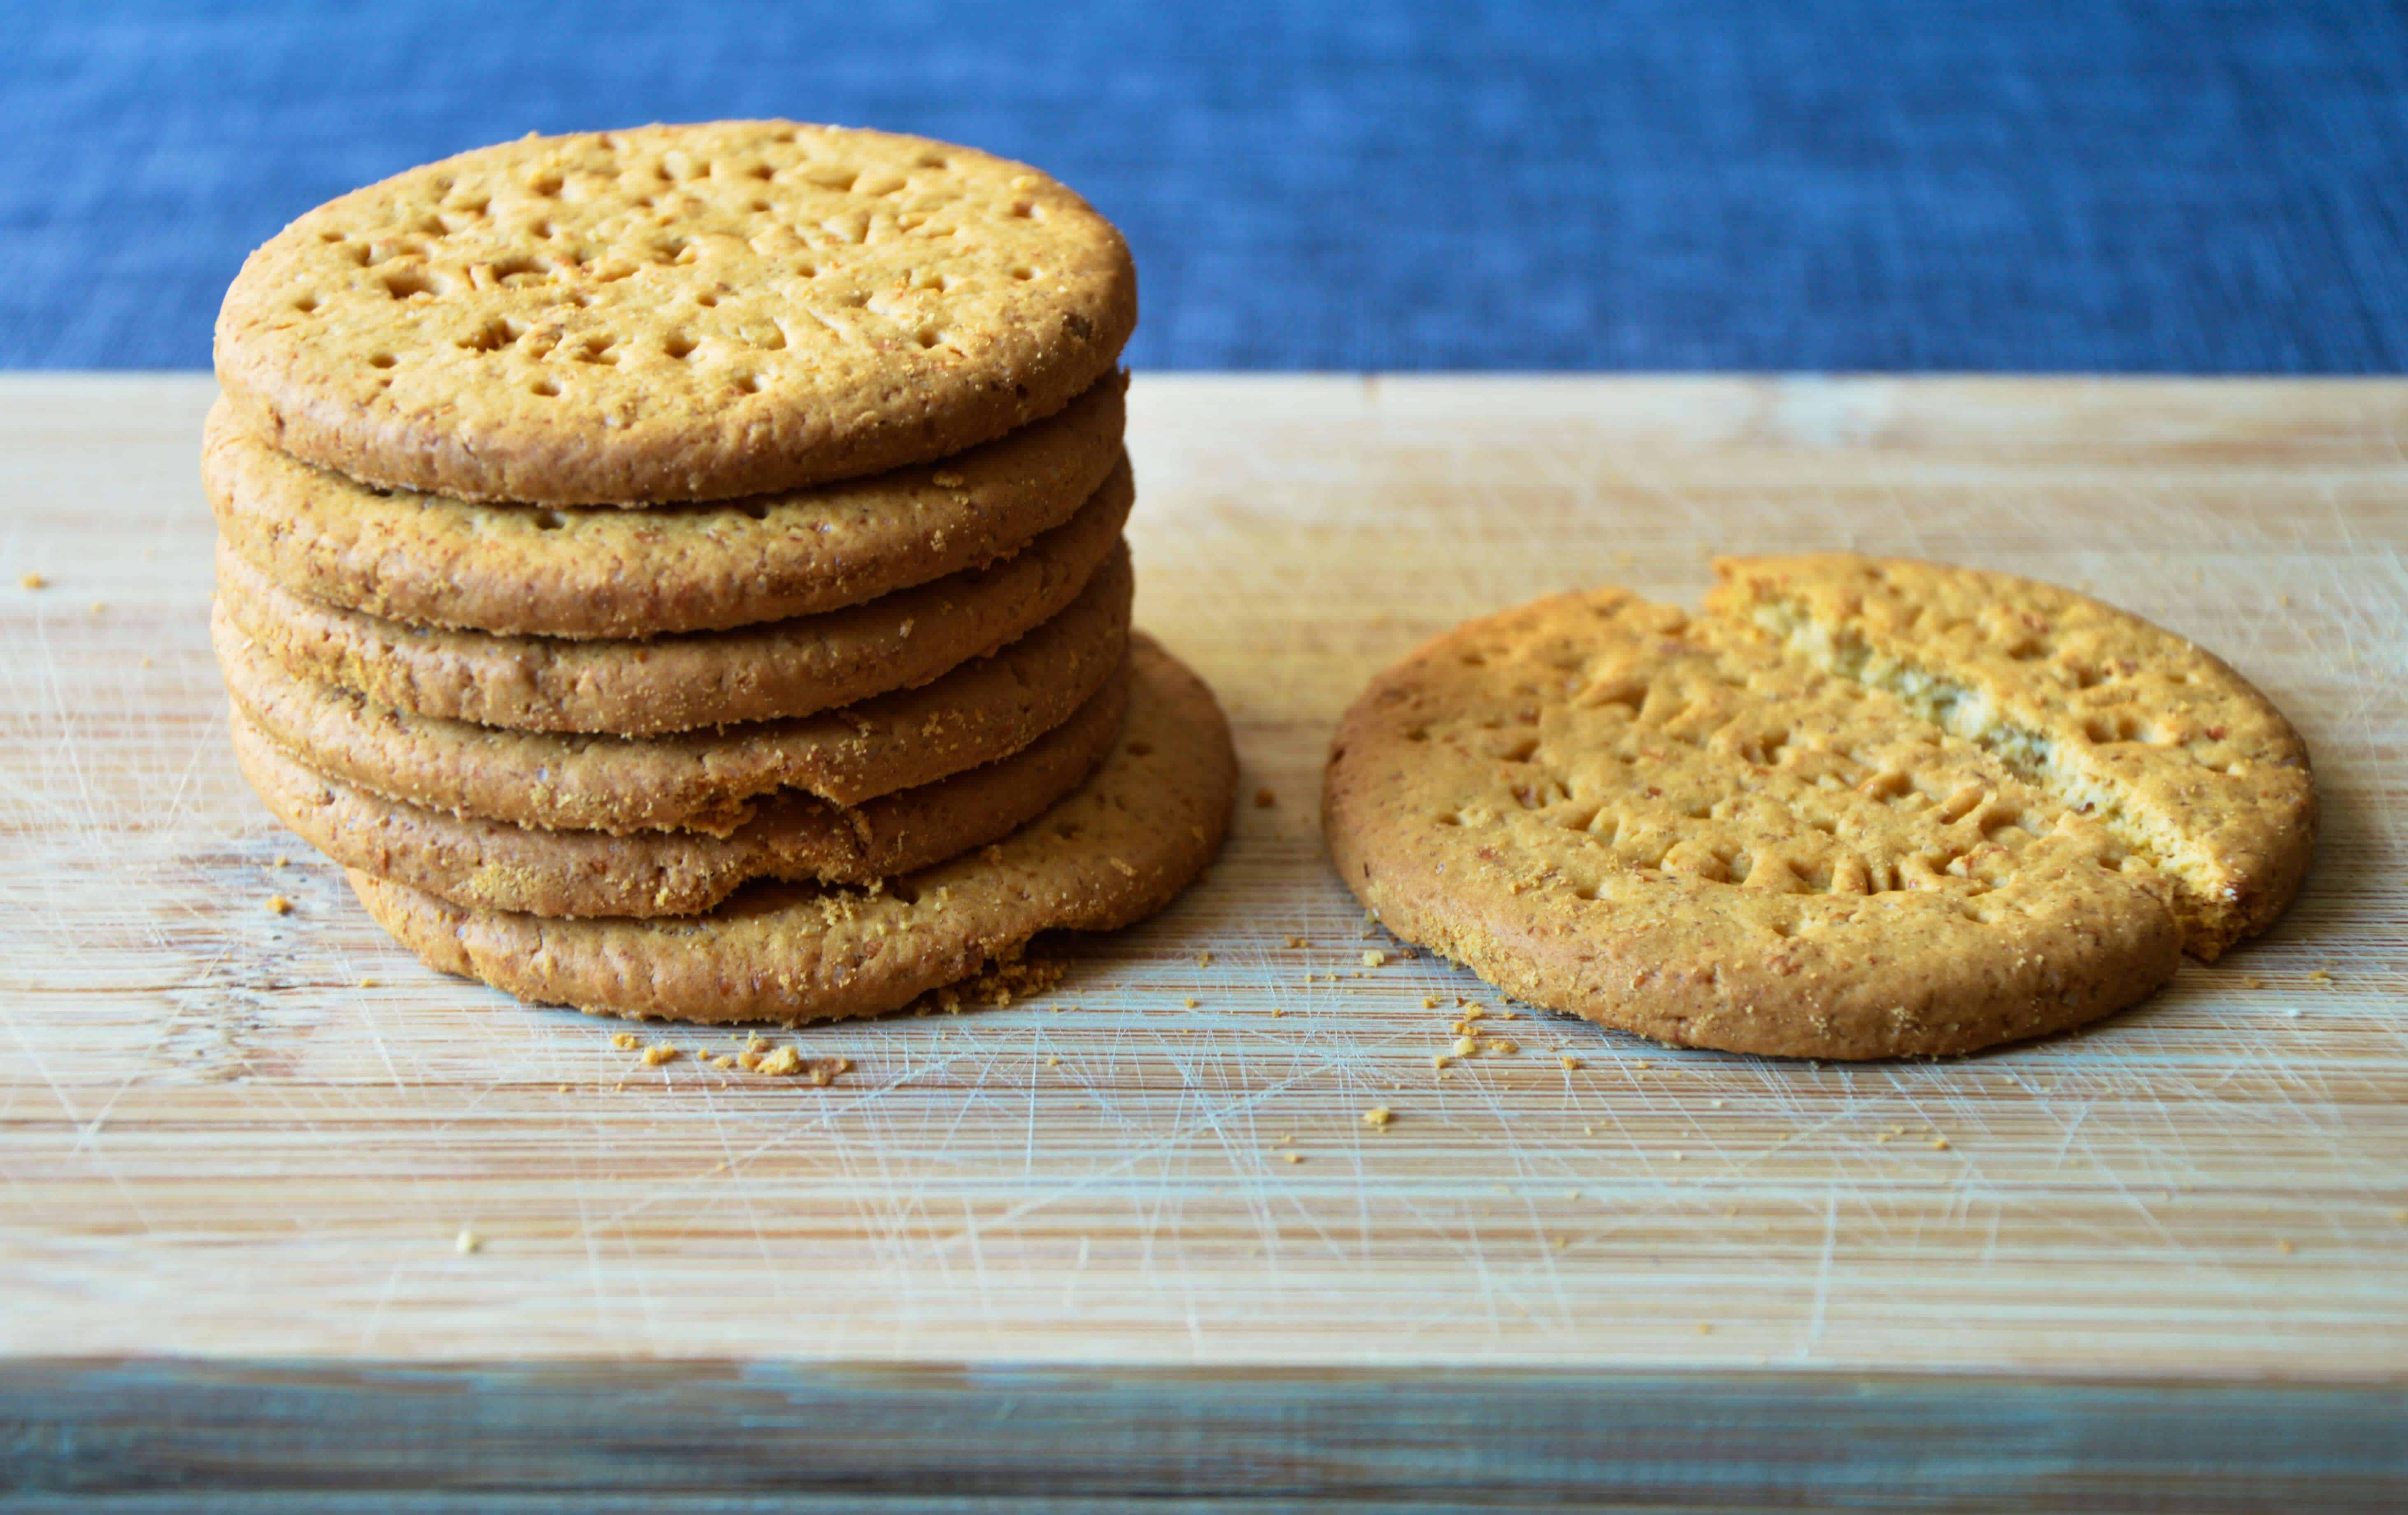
206 122 1235 1024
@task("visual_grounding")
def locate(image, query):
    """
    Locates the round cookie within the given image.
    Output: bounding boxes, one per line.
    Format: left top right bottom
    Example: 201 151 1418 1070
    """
214 459 1131 734
203 373 1125 638
214 121 1137 504
1705 554 2316 961
1323 564 2315 1058
217 546 1132 834
233 665 1128 917
349 635 1235 1023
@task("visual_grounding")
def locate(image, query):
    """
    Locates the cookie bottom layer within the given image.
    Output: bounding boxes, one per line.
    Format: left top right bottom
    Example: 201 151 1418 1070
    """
351 633 1235 1023
237 661 1128 917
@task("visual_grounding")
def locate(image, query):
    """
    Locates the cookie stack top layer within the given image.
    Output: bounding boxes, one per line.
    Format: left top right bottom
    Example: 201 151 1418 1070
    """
215 121 1136 505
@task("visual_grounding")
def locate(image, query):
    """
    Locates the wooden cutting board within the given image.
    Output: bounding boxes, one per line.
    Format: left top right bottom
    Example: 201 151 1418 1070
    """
2 375 2404 1495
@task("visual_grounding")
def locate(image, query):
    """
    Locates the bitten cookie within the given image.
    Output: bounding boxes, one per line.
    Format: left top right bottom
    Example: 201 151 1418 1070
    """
1323 556 2314 1059
204 373 1126 638
214 122 1137 504
217 546 1133 833
215 458 1130 733
351 635 1235 1022
234 663 1127 916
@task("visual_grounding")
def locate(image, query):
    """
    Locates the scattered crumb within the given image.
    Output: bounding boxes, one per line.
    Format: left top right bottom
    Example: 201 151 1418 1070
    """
1362 950 1387 968
1363 1106 1393 1129
139 656 153 668
1196 949 1213 967
1582 1125 1596 1136
1182 996 1199 1009
1254 786 1277 808
1280 1152 1304 1165
1286 936 1304 949
88 600 105 614
1930 1136 1950 1151
1559 1055 1584 1071
1431 1054 1453 1072
1696 1323 1713 1336
752 1046 803 1077
1269 1006 1284 1017
710 1055 735 1070
1422 997 1439 1010
641 1045 679 1066
1453 1036 1478 1057
2243 977 2265 990
1484 1038 1519 1056
454 1230 480 1255
357 977 375 989
2277 1239 2296 1255
556 1083 570 1094
19 572 44 590
265 895 292 915
610 1032 640 1051
2308 968 2333 983
1708 1098 1724 1108
1045 1054 1061 1067
1633 1060 1652 1070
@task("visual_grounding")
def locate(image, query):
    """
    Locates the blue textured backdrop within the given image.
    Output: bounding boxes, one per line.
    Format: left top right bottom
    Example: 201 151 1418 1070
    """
5 0 2405 371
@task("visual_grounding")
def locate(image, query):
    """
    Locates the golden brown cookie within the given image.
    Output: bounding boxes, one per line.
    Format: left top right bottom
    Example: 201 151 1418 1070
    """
217 546 1132 833
1706 554 2316 960
214 122 1136 504
214 461 1130 734
349 635 1235 1023
202 374 1125 638
233 663 1127 916
1324 557 2313 1060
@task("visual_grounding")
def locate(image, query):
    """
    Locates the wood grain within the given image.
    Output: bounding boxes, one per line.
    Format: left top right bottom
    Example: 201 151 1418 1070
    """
2 375 2404 1401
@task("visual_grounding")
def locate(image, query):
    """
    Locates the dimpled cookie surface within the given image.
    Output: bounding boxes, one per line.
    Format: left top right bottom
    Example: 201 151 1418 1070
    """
215 122 1136 504
1324 556 2314 1059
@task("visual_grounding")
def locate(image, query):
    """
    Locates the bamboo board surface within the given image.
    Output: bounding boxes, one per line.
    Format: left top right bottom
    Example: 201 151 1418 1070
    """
2 374 2403 1378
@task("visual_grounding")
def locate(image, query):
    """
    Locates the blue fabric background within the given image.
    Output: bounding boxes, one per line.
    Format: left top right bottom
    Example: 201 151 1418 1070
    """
5 0 2404 371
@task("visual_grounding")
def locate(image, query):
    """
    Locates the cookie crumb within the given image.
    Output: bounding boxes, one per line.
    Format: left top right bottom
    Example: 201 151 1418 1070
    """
1196 949 1213 967
454 1230 480 1256
2276 1238 2296 1255
1254 786 1277 808
1182 996 1199 1009
641 1045 679 1066
89 600 105 614
1422 996 1440 1009
754 1045 804 1077
610 1032 640 1051
1929 1136 1950 1151
710 1055 735 1070
1453 1036 1477 1057
265 894 292 915
1559 1054 1584 1070
357 977 375 989
2308 968 2333 983
1362 949 1387 968
1280 1151 1304 1165
1363 1105 1393 1129
1045 1054 1061 1067
1484 1038 1519 1056
1286 936 1305 948
19 572 44 590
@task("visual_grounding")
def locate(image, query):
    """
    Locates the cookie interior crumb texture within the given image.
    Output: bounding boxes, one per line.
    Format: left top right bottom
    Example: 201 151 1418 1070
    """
214 122 1137 505
1323 554 2315 1060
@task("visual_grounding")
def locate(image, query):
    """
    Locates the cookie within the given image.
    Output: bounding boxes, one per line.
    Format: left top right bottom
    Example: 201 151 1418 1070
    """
233 663 1127 916
202 372 1125 638
349 634 1234 1022
1325 557 2313 1059
214 122 1136 504
1706 554 2316 960
214 458 1130 734
217 546 1132 833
